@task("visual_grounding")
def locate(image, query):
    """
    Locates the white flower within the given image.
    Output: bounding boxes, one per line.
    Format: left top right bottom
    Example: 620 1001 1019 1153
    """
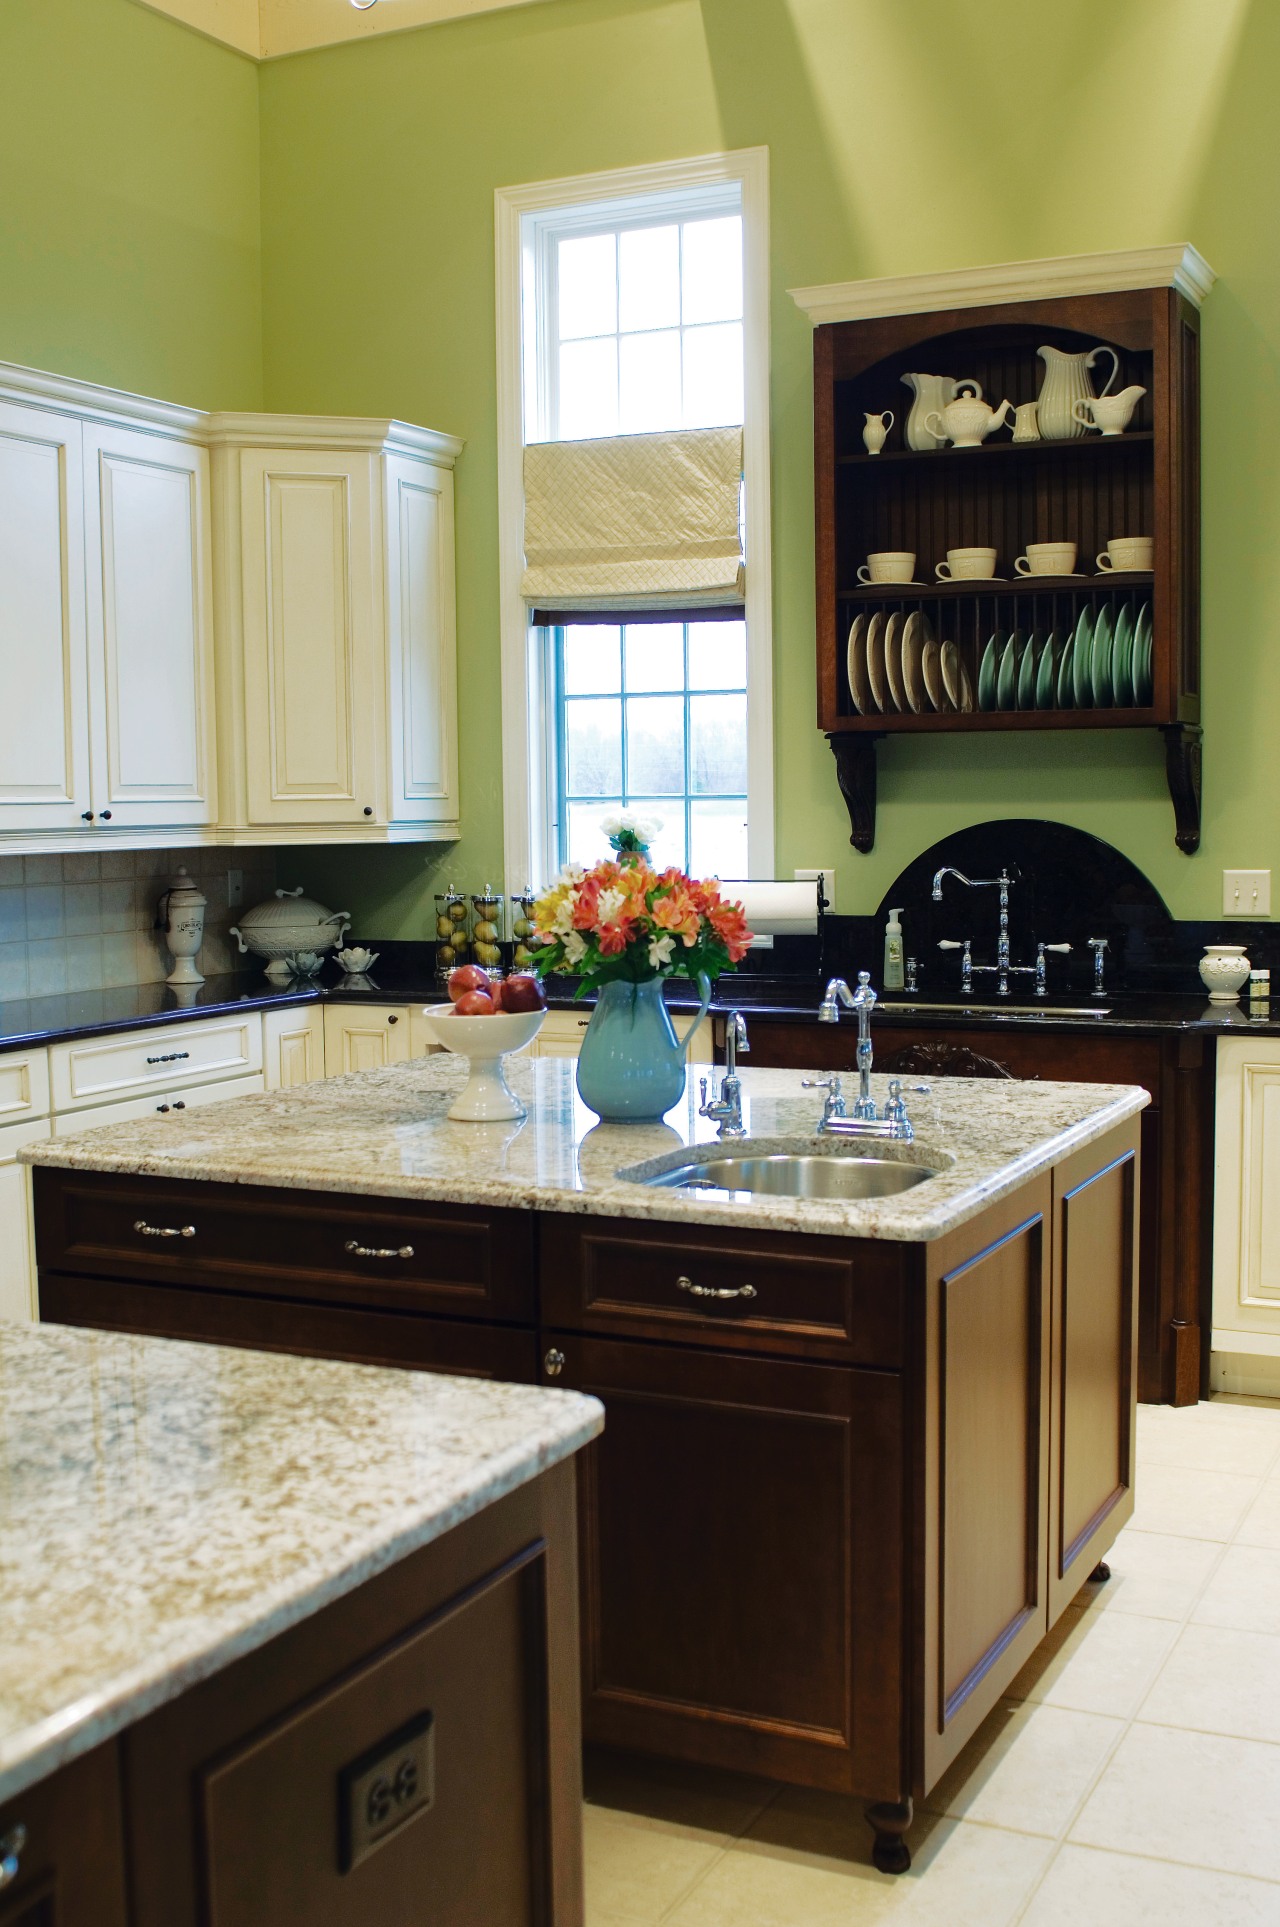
550 892 577 937
601 809 663 843
562 930 588 965
596 886 626 923
648 934 676 969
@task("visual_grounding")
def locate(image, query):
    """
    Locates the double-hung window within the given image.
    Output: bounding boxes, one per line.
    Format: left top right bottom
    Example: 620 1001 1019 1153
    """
496 151 772 889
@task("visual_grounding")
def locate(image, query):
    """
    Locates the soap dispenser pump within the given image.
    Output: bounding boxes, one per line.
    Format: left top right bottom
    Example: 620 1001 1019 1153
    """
883 907 905 990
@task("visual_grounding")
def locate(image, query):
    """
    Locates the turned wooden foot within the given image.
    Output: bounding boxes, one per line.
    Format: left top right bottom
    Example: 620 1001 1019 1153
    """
866 1796 913 1874
1089 1560 1111 1583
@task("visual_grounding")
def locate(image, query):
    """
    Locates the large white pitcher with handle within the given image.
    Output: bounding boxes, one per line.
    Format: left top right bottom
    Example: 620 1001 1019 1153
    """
1035 343 1120 441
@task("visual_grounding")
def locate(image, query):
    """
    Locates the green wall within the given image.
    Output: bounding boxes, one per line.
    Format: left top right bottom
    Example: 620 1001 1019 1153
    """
0 0 262 408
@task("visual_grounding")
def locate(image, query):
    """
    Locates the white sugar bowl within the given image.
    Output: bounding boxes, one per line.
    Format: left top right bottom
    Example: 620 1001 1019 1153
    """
1200 944 1251 1003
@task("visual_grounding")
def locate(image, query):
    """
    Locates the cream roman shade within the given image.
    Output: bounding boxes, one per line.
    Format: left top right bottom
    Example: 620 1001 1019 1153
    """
520 426 745 618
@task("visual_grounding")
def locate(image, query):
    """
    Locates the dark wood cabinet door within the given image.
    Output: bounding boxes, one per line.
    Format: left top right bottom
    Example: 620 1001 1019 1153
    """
1048 1123 1140 1623
39 1273 539 1382
0 1743 128 1927
549 1334 906 1801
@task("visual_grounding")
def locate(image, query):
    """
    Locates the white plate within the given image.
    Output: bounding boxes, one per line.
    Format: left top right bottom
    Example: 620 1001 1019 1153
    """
865 611 888 712
941 639 973 712
902 611 928 713
846 615 871 713
884 611 907 711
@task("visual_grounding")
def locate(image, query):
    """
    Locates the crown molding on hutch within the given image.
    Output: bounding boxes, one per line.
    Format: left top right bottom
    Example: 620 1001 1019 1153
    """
789 244 1216 327
132 0 552 59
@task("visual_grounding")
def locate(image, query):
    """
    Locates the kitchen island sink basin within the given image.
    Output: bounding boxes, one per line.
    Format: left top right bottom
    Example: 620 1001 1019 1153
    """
633 1150 940 1200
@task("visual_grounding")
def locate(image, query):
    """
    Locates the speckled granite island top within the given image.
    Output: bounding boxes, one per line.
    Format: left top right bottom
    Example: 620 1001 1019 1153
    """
0 1323 602 1806
25 1054 1150 1244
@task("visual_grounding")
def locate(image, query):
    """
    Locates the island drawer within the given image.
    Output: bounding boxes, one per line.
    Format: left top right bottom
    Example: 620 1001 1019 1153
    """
49 1015 263 1112
540 1215 908 1365
34 1171 536 1323
39 1272 540 1382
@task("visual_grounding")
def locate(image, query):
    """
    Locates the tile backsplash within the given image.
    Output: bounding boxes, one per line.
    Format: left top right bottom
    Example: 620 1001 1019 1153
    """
0 851 278 1000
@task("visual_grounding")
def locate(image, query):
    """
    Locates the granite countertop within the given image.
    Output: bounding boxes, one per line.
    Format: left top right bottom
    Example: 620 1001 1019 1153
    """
25 1054 1149 1245
0 1322 601 1806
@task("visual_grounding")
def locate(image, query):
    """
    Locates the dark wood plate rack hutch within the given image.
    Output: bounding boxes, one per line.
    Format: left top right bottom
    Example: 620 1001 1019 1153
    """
813 285 1202 851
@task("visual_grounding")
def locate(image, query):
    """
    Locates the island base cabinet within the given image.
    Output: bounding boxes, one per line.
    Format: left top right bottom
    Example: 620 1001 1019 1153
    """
124 1464 584 1926
548 1334 907 1800
0 1742 128 1927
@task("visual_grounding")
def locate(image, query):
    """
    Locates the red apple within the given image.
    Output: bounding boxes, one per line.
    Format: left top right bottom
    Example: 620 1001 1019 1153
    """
448 964 492 1003
453 990 498 1016
500 973 547 1013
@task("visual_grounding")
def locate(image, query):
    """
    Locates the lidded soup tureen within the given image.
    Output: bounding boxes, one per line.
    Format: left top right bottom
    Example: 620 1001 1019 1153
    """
230 886 351 980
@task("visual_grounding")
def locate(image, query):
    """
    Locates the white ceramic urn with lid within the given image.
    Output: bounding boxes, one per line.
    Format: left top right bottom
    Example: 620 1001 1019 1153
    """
230 887 351 981
156 868 207 987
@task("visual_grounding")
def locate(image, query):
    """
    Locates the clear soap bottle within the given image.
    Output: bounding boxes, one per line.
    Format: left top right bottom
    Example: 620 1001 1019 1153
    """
883 907 905 990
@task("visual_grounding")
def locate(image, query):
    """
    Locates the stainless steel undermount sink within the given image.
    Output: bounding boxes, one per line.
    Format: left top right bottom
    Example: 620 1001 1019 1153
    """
879 1001 1110 1019
636 1152 939 1201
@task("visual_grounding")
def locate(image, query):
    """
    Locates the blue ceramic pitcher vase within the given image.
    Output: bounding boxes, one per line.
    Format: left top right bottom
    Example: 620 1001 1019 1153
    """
575 975 711 1123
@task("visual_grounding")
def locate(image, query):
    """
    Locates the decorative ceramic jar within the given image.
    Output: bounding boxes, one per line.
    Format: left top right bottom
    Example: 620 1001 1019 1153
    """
1199 944 1251 1003
229 887 350 982
156 868 206 987
576 978 711 1123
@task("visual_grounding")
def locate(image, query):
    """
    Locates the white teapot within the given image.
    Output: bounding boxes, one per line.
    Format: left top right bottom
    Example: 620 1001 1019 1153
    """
924 384 1013 449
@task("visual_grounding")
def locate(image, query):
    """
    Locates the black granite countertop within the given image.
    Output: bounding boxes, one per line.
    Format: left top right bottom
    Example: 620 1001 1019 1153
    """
2 965 1278 1055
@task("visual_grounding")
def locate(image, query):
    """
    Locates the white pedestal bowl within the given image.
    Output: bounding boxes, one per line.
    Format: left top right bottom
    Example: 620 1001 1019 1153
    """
420 1005 546 1120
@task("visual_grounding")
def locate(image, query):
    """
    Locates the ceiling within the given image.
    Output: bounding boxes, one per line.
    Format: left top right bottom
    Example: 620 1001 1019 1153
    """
134 0 553 59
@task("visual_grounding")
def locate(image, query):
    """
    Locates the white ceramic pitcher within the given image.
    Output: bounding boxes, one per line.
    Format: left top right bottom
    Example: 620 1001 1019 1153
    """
1035 343 1120 441
900 372 983 451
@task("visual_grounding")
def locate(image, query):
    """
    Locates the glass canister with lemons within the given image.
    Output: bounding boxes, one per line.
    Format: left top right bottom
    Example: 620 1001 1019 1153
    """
510 889 539 970
434 885 472 981
471 885 505 974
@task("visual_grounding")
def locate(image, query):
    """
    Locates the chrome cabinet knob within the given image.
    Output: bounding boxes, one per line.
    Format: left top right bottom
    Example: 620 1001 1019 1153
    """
544 1348 566 1377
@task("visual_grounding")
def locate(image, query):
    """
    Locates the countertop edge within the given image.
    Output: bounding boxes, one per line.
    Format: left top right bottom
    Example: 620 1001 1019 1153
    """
0 1393 603 1809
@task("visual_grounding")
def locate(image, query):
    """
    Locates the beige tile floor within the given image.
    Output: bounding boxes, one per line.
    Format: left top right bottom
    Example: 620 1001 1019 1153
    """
583 1392 1280 1925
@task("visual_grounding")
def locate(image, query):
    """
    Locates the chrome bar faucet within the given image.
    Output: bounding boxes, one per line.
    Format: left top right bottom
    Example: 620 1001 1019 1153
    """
818 972 877 1118
698 1011 749 1138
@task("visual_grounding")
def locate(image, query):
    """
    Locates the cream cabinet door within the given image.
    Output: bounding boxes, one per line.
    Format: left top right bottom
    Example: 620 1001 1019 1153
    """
239 448 381 827
534 1008 713 1063
82 423 215 830
264 1005 327 1089
52 1071 265 1135
0 402 91 833
384 452 457 827
0 1119 48 1322
1213 1035 1280 1353
322 1005 412 1076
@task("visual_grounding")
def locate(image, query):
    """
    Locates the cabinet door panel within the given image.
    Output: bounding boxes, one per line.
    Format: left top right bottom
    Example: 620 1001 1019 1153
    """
0 402 89 831
83 425 214 827
385 453 456 824
551 1334 904 1797
322 1006 411 1075
240 451 378 826
1214 1037 1280 1347
264 1005 326 1089
0 1742 128 1927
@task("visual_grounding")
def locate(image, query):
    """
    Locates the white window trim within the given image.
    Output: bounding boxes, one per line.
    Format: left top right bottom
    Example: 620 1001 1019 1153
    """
495 147 774 892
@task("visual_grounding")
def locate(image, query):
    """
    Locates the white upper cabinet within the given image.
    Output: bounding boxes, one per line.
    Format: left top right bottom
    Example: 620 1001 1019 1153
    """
0 364 462 853
82 422 215 830
0 401 91 834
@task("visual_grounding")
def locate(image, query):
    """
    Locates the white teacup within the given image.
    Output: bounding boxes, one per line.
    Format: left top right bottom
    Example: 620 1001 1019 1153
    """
936 547 997 581
1014 541 1077 577
1097 536 1154 573
858 550 916 584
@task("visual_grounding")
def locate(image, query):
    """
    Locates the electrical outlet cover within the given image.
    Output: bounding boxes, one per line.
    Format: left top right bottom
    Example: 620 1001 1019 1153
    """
1223 869 1271 918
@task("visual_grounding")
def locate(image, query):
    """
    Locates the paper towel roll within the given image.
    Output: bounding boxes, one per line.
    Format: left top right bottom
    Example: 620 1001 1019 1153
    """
718 879 821 937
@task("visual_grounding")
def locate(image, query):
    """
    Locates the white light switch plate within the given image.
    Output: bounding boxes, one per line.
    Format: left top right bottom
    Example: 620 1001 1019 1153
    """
795 868 836 913
1223 869 1271 917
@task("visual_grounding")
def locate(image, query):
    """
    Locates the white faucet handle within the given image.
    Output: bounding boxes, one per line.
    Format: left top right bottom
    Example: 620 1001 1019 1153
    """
1042 942 1072 954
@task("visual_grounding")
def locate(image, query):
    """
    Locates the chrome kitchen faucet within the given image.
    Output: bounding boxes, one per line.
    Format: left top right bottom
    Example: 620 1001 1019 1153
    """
932 865 1072 997
698 1011 749 1138
810 973 928 1141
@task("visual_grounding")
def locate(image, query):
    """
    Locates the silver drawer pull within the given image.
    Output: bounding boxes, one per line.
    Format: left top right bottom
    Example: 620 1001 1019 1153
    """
345 1240 414 1260
0 1823 26 1891
676 1275 757 1302
146 1050 191 1066
135 1220 196 1239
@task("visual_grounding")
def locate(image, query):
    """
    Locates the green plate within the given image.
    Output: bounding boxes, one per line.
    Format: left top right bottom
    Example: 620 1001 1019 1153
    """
1111 603 1134 706
1072 606 1095 709
1036 631 1058 709
1134 602 1153 703
1090 605 1114 708
1018 630 1041 710
1056 633 1075 708
977 633 1000 712
997 629 1023 711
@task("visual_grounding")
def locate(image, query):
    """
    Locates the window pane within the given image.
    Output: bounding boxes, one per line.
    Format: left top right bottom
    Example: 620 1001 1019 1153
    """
566 801 621 871
627 802 686 873
559 338 618 439
682 215 743 324
688 621 746 690
690 799 749 880
689 692 747 793
565 698 621 795
626 695 685 794
564 626 620 695
557 232 617 339
619 330 681 433
619 224 680 333
624 624 683 692
682 322 744 427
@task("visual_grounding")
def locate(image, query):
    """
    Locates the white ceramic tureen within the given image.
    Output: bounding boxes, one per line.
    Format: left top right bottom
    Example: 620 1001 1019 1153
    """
230 887 351 981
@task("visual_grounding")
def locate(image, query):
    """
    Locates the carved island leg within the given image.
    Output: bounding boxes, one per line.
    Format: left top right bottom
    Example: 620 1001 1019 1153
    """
828 733 882 854
865 1796 913 1874
1089 1560 1112 1583
1162 724 1202 854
